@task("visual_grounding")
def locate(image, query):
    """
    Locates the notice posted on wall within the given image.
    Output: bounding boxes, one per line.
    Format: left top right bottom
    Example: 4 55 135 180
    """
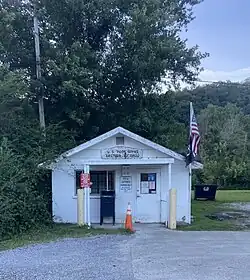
120 176 132 193
140 181 149 194
149 181 155 190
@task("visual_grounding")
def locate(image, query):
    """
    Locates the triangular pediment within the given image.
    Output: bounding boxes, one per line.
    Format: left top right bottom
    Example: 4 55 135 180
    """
63 127 184 160
39 127 203 169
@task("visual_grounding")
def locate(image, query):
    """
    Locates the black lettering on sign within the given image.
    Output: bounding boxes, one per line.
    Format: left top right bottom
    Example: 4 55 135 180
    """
101 147 143 159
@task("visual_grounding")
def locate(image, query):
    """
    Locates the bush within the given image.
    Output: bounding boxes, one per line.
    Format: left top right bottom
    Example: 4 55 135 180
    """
0 138 51 239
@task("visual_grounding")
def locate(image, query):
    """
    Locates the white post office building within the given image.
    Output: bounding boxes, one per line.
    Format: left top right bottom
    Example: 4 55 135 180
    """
44 127 202 225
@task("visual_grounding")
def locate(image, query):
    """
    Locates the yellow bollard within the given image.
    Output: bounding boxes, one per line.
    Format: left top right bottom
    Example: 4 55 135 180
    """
77 188 84 226
168 188 177 230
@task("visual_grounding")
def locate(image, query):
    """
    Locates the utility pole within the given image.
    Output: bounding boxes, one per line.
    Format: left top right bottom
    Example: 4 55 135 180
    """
33 3 45 131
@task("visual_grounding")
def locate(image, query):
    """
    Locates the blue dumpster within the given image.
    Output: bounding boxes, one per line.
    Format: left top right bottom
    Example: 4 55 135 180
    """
194 184 218 201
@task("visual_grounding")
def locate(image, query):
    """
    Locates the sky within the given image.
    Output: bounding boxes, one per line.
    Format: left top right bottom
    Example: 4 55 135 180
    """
183 0 250 83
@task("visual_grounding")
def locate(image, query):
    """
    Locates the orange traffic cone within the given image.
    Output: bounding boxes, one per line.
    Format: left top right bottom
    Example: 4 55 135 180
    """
125 202 134 232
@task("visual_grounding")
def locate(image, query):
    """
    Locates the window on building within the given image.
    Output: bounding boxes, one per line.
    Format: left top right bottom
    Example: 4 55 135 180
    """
140 173 157 194
116 136 124 145
75 171 115 195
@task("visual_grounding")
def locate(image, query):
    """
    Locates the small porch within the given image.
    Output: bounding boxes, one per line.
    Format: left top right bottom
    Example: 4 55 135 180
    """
74 159 174 225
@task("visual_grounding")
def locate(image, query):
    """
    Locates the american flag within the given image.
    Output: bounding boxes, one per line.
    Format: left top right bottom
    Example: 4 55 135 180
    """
186 103 200 166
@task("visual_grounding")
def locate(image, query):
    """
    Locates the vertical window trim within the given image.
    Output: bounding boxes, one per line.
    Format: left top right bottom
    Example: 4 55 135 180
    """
106 170 108 190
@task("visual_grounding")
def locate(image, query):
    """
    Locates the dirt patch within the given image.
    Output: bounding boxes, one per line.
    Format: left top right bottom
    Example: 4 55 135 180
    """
205 211 248 221
206 202 250 230
226 202 250 229
225 202 250 212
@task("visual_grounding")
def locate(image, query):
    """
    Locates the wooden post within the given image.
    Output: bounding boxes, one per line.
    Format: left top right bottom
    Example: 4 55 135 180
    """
168 188 177 230
33 4 45 131
77 188 84 226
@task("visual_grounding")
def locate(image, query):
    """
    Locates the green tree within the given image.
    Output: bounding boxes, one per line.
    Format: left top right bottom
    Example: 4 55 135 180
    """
0 137 52 239
198 104 250 187
0 0 211 237
175 82 250 125
0 0 207 140
122 92 188 152
0 65 75 238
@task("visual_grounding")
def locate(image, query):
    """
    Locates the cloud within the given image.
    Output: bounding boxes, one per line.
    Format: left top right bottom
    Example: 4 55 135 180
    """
198 67 250 83
160 67 250 91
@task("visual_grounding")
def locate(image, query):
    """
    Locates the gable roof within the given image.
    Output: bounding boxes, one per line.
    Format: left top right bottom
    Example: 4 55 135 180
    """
39 126 203 169
64 126 184 160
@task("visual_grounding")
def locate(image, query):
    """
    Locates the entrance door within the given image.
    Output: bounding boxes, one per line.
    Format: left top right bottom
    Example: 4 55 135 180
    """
136 170 161 223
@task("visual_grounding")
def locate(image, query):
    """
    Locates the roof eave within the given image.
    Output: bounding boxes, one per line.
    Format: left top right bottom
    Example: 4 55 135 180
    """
192 161 203 169
38 126 191 167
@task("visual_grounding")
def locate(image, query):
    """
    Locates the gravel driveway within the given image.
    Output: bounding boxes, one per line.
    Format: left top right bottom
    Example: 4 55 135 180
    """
1 225 250 280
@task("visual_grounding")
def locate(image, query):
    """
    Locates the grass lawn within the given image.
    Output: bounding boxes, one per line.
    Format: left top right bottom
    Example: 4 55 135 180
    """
179 190 250 231
0 224 130 251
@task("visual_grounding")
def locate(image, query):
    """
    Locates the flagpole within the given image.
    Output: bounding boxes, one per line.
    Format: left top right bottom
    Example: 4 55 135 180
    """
188 102 192 224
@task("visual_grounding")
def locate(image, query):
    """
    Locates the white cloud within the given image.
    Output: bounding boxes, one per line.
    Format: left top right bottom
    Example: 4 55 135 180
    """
159 67 250 91
198 67 250 83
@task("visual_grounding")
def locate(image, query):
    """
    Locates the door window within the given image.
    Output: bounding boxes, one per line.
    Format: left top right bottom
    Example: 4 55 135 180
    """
140 173 157 194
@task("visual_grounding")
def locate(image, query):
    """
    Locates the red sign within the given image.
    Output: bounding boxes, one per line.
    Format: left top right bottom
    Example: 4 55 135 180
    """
80 173 91 188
